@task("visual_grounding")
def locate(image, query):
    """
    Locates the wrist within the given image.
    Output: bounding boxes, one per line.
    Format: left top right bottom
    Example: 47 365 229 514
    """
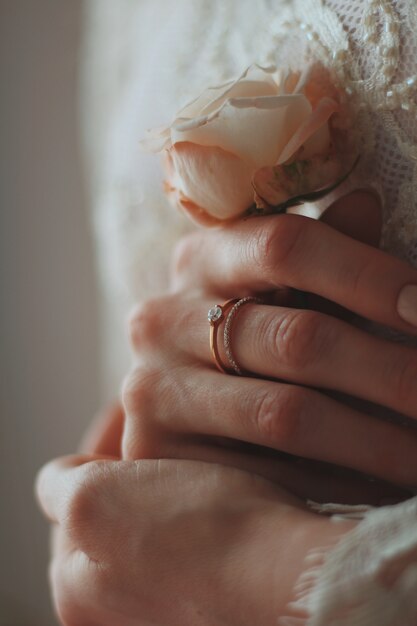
216 499 300 625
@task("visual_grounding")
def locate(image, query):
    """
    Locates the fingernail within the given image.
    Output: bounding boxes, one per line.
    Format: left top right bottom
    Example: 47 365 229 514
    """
397 285 417 327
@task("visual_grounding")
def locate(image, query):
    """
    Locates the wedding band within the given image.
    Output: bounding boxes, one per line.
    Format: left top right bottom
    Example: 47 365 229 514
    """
224 297 262 375
208 299 239 373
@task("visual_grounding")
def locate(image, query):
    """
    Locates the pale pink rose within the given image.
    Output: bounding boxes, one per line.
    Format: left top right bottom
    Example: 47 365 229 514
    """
143 65 341 226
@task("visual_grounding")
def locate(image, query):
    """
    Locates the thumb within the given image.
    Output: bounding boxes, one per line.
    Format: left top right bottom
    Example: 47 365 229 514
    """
320 189 382 247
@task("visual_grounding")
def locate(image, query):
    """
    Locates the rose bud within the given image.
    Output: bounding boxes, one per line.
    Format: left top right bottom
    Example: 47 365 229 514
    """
142 64 346 226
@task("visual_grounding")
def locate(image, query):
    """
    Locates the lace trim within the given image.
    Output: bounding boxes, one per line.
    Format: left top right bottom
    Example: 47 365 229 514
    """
261 0 417 266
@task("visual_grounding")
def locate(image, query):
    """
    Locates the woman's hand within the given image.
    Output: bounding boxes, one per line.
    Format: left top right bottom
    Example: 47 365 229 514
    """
121 191 417 501
36 449 354 626
171 191 414 332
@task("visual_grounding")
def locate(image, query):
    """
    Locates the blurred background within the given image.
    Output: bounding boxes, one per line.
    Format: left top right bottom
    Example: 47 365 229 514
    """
0 2 99 624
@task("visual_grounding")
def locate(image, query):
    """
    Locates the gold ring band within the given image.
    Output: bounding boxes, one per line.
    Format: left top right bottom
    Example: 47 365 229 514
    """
208 299 239 373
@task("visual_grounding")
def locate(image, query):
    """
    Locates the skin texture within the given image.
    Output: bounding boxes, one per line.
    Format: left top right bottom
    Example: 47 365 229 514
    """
36 191 417 624
36 414 356 626
122 191 417 499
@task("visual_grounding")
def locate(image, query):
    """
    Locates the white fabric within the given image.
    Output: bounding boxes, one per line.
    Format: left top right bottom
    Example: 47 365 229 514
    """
81 1 417 623
282 499 417 625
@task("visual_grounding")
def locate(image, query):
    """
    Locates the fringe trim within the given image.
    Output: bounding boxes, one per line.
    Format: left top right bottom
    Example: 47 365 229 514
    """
278 498 417 626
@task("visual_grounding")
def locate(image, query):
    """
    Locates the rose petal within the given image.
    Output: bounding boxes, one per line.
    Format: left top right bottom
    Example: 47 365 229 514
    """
200 65 278 115
143 66 280 155
253 154 344 212
278 97 339 164
169 142 255 219
171 94 312 168
163 183 220 227
177 196 224 227
252 166 292 207
303 65 341 108
176 64 278 121
283 69 306 94
176 80 235 120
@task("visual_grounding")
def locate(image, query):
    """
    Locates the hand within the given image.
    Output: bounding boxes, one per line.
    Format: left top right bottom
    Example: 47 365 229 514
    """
36 452 355 626
121 191 417 500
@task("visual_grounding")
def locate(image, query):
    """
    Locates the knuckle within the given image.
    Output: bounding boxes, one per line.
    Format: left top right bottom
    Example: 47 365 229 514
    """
252 215 305 278
122 366 160 417
64 463 104 532
50 557 82 625
127 297 169 352
87 563 113 602
51 556 109 625
122 416 153 460
253 386 305 449
121 367 161 460
268 309 330 371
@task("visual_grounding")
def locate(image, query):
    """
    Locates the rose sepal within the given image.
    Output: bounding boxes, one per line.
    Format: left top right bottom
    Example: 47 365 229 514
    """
247 155 360 217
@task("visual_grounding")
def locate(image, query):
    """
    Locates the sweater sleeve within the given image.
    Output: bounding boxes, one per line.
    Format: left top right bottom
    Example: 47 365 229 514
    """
280 497 417 626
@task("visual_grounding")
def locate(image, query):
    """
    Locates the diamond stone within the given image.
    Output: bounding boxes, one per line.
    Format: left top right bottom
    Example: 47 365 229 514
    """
208 305 223 324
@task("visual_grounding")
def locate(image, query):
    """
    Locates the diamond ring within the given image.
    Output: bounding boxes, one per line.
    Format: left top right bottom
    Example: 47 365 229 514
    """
208 299 239 373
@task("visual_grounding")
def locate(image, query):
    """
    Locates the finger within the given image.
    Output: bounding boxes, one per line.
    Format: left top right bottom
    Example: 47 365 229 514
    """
309 192 382 319
217 303 417 421
120 360 410 503
35 454 116 524
79 402 125 457
123 365 417 487
154 438 410 507
320 189 382 246
172 191 417 333
136 295 417 422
